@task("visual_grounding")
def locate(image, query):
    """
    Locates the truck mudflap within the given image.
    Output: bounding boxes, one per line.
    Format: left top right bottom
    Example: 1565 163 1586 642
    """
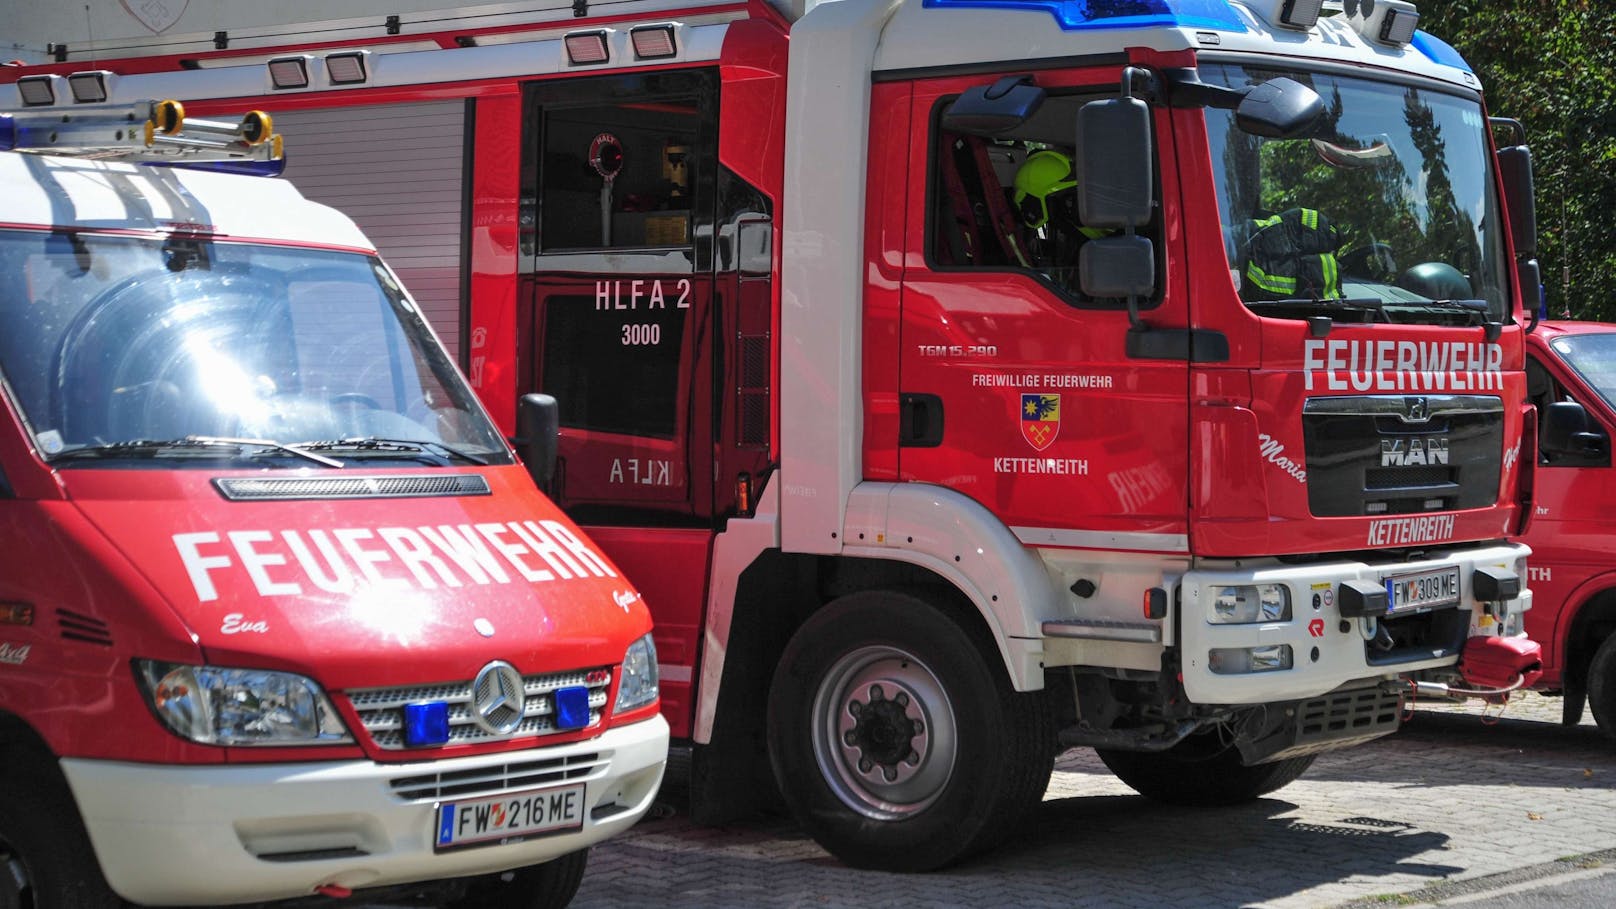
1178 543 1532 705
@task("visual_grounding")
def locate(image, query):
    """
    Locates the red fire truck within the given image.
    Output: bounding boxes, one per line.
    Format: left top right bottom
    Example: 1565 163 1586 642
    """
0 105 666 906
4 0 1545 872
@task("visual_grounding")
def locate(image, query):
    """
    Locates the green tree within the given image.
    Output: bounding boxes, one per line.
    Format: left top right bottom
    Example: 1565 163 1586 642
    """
1418 1 1616 321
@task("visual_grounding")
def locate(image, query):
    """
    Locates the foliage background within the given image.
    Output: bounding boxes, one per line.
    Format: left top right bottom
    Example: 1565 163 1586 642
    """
1417 1 1616 321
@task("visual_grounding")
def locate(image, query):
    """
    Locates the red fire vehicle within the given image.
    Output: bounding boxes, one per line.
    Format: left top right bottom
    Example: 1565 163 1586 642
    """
0 104 667 906
1519 321 1616 735
4 0 1546 872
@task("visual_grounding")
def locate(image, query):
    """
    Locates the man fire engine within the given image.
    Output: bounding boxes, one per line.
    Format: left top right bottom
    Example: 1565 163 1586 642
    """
3 0 1545 872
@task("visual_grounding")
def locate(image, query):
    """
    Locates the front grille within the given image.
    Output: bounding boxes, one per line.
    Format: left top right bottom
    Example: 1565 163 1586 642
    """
214 474 491 501
389 751 606 802
1302 395 1502 517
347 668 611 750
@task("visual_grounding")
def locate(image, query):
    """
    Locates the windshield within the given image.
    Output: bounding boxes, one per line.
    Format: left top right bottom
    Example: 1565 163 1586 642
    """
1203 64 1511 325
0 230 511 467
1551 333 1616 412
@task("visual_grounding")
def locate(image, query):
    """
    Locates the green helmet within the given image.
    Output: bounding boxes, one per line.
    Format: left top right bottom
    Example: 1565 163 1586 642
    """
1013 150 1078 229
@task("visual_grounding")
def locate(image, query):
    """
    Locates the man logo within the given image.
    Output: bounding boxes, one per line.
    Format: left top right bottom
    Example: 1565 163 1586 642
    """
1382 437 1450 467
1020 394 1061 452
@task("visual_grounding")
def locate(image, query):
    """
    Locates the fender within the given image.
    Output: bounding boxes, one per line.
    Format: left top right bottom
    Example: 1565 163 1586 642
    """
1551 568 1616 676
691 479 1055 743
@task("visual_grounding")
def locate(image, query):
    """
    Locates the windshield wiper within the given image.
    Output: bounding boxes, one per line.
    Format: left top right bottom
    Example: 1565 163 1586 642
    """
1383 298 1491 326
1247 297 1387 321
290 437 489 466
52 435 343 468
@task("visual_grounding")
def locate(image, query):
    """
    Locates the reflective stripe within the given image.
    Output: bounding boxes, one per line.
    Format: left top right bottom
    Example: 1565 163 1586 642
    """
1247 261 1297 293
1301 208 1319 230
1321 252 1340 298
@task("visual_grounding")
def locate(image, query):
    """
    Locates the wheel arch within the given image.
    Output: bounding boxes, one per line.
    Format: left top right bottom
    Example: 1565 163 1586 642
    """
693 482 1054 745
1560 578 1616 686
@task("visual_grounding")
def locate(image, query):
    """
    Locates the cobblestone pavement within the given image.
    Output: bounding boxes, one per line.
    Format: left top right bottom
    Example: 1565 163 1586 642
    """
566 693 1616 909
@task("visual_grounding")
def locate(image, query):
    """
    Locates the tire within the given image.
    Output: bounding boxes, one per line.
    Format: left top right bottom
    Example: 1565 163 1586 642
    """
1586 633 1616 741
1097 734 1316 807
445 849 589 909
0 760 123 909
766 590 1055 872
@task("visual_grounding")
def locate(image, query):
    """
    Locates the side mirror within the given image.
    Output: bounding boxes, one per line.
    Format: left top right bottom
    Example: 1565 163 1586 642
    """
1080 235 1155 299
1076 96 1153 229
1234 77 1323 139
1518 258 1542 331
941 75 1046 136
515 393 560 493
1541 400 1609 464
1497 145 1537 258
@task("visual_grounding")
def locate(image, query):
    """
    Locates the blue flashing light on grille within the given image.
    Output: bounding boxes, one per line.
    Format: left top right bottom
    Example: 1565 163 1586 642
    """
0 116 15 152
921 0 1246 32
403 701 451 747
1410 31 1473 74
554 685 590 730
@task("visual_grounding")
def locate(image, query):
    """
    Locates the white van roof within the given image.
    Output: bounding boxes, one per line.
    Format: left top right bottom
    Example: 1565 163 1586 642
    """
0 151 374 250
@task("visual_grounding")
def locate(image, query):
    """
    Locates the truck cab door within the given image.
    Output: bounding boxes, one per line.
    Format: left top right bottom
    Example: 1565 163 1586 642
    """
1523 347 1615 682
889 68 1192 555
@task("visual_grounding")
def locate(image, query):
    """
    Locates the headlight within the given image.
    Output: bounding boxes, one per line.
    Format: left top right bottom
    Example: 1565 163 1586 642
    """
1209 645 1294 675
1210 584 1292 624
135 661 350 746
614 633 659 714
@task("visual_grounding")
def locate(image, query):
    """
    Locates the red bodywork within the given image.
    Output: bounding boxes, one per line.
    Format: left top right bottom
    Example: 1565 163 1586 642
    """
0 375 655 762
1519 322 1616 689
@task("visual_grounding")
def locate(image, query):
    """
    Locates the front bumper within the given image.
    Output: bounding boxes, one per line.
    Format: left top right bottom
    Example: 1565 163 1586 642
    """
62 715 668 906
1181 543 1531 705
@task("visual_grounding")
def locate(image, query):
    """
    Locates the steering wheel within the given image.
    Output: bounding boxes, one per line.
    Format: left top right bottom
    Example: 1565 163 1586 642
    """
330 393 383 410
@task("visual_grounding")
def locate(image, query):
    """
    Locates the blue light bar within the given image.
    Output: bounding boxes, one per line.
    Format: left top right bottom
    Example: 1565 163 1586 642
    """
922 0 1246 32
0 115 15 152
1411 31 1474 74
142 156 288 178
554 685 591 730
403 701 451 747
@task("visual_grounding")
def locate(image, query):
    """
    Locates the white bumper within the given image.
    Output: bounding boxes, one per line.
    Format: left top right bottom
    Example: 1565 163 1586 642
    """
1180 543 1531 704
62 715 668 906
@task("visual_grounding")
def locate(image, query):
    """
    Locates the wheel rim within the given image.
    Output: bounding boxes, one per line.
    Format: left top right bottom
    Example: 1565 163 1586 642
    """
0 838 34 909
809 644 957 820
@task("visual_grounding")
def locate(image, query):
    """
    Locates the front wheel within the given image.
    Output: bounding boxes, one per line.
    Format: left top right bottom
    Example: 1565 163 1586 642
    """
0 761 123 909
445 849 588 909
1097 735 1316 806
767 590 1054 872
1585 632 1616 741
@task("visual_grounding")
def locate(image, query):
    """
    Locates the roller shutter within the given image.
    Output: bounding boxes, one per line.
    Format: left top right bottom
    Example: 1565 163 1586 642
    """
272 101 467 360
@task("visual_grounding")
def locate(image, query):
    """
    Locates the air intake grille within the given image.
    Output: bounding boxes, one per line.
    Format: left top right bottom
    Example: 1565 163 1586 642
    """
58 608 112 646
215 474 491 501
347 668 611 750
1302 395 1502 517
389 751 607 802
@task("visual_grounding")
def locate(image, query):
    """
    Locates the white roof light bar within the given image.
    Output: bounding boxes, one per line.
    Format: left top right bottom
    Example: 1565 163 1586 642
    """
564 30 611 66
1248 0 1324 31
630 25 678 60
16 75 56 106
1343 0 1420 48
324 51 370 85
67 71 112 104
267 55 312 89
